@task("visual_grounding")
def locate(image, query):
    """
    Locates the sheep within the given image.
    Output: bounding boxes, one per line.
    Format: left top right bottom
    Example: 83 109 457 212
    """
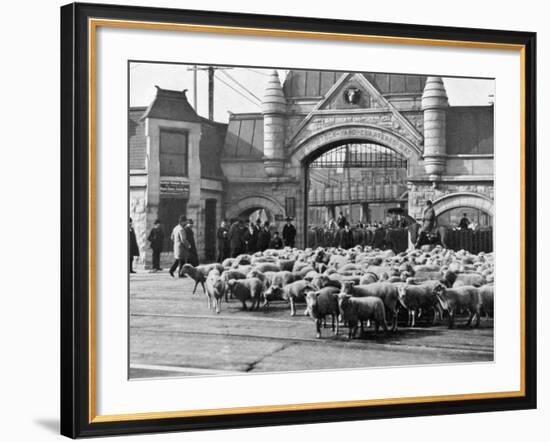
338 294 387 339
226 278 263 311
179 263 207 294
205 269 226 314
220 269 247 301
397 283 446 327
479 284 494 320
340 281 402 331
305 287 341 338
282 280 318 316
435 285 482 328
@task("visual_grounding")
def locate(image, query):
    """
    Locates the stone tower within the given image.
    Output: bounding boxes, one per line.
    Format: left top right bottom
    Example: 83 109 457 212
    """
262 70 286 177
421 76 449 181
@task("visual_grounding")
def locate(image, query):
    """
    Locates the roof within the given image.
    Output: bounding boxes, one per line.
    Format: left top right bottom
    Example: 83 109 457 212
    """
222 113 264 159
447 106 494 155
283 70 427 98
129 107 147 169
141 86 202 122
129 97 228 178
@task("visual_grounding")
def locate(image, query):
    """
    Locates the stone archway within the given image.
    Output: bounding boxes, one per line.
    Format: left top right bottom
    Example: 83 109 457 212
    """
290 123 423 164
432 192 494 216
225 194 285 223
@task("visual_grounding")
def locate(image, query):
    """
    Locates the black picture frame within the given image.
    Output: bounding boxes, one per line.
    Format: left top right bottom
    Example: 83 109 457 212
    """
60 2 537 438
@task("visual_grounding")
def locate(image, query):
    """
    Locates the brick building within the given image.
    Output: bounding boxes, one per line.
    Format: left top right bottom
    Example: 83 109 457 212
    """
130 70 494 268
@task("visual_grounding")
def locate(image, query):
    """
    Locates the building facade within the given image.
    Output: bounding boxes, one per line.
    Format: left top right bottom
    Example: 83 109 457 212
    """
130 71 494 267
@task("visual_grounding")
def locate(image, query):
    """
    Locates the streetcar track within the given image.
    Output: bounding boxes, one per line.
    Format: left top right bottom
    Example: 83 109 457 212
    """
131 327 494 355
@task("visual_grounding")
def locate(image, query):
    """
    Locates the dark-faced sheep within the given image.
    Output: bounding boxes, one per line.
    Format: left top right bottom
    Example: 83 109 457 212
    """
227 278 263 311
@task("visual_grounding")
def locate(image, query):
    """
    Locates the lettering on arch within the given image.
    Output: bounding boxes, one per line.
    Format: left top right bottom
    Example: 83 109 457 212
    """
291 124 423 163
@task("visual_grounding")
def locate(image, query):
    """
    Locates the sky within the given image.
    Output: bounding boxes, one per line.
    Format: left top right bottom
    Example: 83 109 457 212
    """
129 62 495 123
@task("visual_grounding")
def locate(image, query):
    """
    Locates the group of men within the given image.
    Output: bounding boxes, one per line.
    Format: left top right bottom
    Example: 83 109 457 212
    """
128 215 198 275
216 217 297 261
129 201 471 273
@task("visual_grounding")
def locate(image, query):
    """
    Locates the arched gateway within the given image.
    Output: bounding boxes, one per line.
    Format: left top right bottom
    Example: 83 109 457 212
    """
290 124 423 247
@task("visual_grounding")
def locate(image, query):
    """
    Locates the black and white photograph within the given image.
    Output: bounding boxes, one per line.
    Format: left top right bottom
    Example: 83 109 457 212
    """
128 63 495 379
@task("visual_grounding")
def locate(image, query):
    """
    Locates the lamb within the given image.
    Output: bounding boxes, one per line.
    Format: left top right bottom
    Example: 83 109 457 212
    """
338 294 387 339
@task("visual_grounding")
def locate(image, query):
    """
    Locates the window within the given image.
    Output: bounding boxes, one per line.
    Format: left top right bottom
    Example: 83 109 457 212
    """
159 129 188 176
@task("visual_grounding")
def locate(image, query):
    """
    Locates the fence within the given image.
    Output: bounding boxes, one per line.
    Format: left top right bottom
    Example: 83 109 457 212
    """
306 226 493 254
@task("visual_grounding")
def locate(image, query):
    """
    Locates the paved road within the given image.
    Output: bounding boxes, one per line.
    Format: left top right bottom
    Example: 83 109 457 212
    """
129 271 494 379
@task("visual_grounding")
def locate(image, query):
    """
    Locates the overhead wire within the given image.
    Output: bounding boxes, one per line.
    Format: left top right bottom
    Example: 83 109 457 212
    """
214 73 261 108
219 70 261 103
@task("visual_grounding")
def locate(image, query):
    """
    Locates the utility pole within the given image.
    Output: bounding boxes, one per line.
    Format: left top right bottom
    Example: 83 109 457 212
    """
208 66 214 120
186 65 232 120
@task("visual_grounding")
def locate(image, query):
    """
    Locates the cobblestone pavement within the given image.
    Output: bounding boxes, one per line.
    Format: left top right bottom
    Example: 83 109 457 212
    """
129 270 494 379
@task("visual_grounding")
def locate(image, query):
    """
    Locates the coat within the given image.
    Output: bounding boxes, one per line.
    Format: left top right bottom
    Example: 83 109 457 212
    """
282 224 297 246
339 229 354 249
257 229 271 251
217 227 229 252
148 226 164 251
171 225 190 260
129 227 139 257
184 225 199 266
228 222 244 250
422 207 436 232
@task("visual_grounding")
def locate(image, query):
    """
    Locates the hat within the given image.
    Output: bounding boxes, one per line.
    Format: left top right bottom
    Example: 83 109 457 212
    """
285 216 294 222
178 215 187 223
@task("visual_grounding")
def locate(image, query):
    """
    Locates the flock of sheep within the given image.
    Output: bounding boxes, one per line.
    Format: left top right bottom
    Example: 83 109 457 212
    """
179 245 494 339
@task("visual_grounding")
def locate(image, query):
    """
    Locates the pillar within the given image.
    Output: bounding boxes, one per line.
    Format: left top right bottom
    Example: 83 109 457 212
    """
262 70 286 177
421 77 449 181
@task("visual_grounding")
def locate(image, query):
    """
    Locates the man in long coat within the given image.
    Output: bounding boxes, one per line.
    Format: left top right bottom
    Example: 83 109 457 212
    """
257 221 271 251
169 215 190 278
216 220 230 262
147 219 164 271
129 217 140 274
339 224 355 249
228 219 244 258
282 217 297 248
184 219 199 267
415 200 437 248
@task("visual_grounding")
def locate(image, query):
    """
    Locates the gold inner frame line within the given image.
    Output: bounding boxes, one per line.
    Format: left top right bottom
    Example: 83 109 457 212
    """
88 18 527 424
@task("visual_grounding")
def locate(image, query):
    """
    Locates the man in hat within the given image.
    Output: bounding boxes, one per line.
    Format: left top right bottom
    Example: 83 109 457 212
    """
228 218 244 258
129 217 140 274
147 219 164 272
458 213 471 230
257 221 271 251
216 219 230 262
282 217 297 248
184 218 199 267
169 215 190 278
